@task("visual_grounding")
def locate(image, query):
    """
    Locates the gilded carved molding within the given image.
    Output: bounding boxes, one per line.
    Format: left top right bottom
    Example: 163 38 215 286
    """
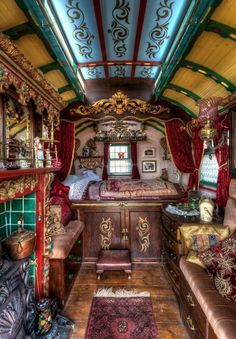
100 217 114 250
0 62 61 126
136 217 151 252
70 90 170 116
0 33 65 109
0 175 38 201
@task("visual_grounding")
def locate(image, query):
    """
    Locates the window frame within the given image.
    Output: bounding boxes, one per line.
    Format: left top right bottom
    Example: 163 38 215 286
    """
108 142 132 176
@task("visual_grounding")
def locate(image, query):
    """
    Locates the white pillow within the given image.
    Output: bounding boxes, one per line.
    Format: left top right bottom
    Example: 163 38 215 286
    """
62 175 79 187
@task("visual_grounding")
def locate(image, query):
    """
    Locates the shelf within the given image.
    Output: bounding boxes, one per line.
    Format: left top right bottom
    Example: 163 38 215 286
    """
0 167 59 181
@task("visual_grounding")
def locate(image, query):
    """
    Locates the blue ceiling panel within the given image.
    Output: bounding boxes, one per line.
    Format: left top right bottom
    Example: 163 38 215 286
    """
135 66 160 79
109 65 131 77
138 0 190 62
49 0 102 63
80 66 105 80
100 0 140 60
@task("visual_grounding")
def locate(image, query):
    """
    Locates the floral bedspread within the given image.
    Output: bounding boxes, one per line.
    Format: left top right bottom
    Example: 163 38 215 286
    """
88 178 179 200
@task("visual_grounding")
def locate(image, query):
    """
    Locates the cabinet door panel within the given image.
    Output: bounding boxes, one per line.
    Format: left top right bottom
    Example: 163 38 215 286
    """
129 210 161 261
83 212 123 260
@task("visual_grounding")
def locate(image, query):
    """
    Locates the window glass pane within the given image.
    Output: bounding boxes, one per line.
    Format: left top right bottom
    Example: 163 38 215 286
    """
109 144 131 175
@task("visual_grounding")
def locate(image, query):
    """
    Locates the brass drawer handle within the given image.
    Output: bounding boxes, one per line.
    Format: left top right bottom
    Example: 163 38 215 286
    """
170 252 177 260
186 293 195 307
168 239 174 246
186 315 195 331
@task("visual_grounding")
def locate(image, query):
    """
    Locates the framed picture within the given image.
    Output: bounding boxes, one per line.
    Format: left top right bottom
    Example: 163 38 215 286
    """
143 147 156 157
142 160 156 173
229 108 236 178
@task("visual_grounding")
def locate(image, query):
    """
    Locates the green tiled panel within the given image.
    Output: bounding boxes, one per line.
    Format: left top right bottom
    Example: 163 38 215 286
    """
24 212 36 225
0 192 36 287
24 198 35 211
11 199 23 211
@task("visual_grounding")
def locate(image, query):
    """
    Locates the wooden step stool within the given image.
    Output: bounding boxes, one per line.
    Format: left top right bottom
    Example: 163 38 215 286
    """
96 249 132 279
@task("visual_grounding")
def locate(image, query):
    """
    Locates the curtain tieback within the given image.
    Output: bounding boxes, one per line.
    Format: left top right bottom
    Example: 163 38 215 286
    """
219 162 228 170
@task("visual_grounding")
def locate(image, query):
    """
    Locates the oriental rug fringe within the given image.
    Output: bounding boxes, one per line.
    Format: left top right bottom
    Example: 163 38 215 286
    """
85 288 159 339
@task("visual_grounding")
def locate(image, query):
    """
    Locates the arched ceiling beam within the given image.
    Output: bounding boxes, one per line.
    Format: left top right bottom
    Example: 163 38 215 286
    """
166 83 201 101
160 95 197 118
75 121 94 135
182 60 236 92
39 62 59 74
58 85 73 94
206 19 236 42
154 0 222 98
3 22 34 40
145 121 165 135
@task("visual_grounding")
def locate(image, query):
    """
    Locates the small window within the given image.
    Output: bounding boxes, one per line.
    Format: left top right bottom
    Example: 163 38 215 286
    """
200 151 219 197
109 144 132 175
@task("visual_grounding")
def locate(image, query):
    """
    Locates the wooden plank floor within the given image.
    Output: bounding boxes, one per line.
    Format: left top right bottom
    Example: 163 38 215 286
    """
62 264 189 339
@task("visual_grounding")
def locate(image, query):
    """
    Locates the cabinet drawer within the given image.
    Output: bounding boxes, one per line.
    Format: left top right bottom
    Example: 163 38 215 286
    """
163 257 180 291
163 239 179 264
180 298 204 339
180 274 207 337
162 214 178 238
162 228 179 253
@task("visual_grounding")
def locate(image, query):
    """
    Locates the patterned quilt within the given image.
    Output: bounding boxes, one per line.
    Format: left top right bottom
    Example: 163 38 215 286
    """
88 178 180 200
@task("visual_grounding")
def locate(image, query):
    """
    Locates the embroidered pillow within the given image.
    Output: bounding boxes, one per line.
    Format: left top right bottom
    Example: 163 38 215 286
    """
199 230 236 301
179 225 229 267
50 196 72 226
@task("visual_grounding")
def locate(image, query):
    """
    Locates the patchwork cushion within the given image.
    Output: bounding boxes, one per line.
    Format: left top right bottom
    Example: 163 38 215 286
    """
179 225 229 267
199 230 236 301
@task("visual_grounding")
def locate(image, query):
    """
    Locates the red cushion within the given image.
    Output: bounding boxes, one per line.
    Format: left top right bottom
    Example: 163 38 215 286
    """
199 230 236 301
50 196 72 226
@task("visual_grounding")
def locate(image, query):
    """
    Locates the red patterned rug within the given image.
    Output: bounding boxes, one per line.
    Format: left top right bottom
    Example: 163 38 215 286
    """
85 288 159 339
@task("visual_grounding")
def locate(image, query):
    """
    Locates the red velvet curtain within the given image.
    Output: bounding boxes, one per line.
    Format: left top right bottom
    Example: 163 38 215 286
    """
188 126 204 189
214 116 230 207
165 119 195 190
56 120 75 181
131 142 140 179
102 142 110 180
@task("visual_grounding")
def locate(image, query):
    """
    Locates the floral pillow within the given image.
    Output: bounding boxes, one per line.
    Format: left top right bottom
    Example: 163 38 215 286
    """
199 230 236 301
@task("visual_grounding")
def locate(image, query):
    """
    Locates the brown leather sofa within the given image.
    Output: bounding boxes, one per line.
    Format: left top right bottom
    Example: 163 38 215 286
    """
179 179 236 339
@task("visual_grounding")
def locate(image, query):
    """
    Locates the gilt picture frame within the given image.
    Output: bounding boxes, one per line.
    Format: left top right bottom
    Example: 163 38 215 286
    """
142 160 156 173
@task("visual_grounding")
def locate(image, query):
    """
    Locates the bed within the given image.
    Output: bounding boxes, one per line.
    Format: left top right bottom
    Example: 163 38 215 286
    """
64 172 184 265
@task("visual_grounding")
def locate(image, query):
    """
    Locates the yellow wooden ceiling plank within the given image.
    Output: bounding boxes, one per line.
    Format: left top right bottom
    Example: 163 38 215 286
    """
211 0 236 29
186 32 236 84
0 0 28 31
163 89 199 115
60 91 76 101
15 34 54 68
171 68 229 99
45 70 68 88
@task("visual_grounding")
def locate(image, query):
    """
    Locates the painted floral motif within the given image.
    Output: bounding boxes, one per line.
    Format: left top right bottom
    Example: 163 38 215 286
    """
146 0 174 59
108 0 130 57
114 65 126 77
66 0 94 59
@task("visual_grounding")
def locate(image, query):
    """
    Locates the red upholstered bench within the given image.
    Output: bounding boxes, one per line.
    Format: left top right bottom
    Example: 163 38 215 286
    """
96 249 132 279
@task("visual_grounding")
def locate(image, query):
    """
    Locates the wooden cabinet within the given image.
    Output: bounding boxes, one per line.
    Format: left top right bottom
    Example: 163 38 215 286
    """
76 202 162 264
161 205 200 296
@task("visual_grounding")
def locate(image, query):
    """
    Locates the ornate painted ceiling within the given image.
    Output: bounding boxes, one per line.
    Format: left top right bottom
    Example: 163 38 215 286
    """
0 0 235 126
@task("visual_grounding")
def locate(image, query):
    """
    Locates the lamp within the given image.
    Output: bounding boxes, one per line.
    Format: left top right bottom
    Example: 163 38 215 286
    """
196 97 226 152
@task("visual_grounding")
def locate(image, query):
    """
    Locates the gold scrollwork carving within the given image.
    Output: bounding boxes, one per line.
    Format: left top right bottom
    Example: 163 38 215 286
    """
136 217 151 252
0 33 65 108
100 217 114 250
0 175 38 201
70 90 170 116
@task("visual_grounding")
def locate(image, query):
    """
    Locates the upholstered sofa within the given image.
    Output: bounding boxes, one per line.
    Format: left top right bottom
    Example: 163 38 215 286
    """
179 179 236 339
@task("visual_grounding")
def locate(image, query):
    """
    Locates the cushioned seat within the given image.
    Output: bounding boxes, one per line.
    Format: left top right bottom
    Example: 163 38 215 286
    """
180 256 236 339
50 220 84 259
96 249 132 279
